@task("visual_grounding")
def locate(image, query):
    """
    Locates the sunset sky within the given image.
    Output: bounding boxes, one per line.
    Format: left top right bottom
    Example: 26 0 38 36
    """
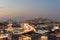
0 0 60 21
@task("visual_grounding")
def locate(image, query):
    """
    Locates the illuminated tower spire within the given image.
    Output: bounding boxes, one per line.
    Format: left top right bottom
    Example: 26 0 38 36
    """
7 19 13 27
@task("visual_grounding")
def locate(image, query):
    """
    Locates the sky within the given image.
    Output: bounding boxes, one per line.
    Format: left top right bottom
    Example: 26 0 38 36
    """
0 0 60 21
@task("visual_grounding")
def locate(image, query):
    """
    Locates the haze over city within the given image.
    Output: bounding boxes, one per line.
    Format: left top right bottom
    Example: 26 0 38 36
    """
0 0 60 21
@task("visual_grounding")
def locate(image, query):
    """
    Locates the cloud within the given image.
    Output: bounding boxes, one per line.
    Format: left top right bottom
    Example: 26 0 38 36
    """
0 7 5 8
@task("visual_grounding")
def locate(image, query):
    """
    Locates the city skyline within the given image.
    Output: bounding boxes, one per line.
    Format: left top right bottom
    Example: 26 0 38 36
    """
0 0 60 21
